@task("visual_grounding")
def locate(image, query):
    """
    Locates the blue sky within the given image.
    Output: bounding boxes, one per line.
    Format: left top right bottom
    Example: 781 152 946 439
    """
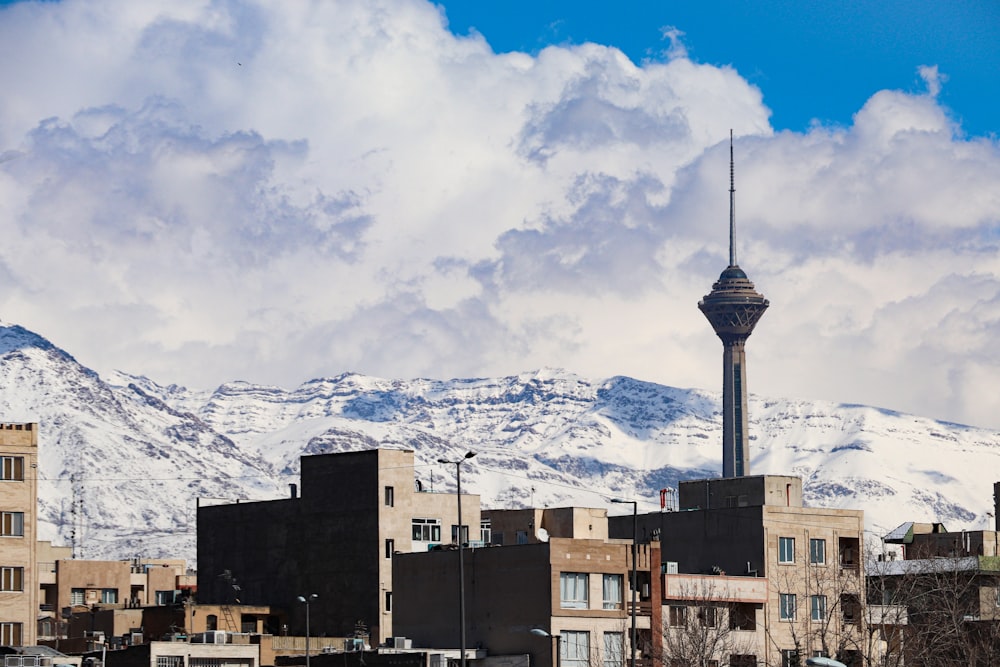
0 0 999 430
438 0 1000 137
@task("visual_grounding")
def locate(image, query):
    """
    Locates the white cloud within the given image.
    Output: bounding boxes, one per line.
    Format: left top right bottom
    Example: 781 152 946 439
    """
0 0 999 430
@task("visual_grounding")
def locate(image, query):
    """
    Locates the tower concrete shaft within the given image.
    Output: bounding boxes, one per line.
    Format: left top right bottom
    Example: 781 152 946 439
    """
698 134 768 477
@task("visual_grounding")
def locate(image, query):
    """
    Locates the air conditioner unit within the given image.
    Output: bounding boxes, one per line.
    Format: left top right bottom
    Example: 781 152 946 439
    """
393 637 411 649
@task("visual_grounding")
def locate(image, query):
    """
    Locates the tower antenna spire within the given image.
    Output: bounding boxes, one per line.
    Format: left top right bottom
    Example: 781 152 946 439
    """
729 129 736 267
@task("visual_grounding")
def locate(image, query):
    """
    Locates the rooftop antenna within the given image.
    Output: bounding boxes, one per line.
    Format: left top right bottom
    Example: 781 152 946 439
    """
729 129 737 267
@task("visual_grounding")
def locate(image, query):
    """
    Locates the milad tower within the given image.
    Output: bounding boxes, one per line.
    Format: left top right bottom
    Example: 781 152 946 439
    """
698 134 769 478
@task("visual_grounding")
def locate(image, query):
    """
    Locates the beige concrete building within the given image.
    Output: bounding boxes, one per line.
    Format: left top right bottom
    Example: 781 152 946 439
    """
198 448 480 643
610 475 866 667
0 423 39 647
37 554 194 644
99 638 259 667
393 535 660 667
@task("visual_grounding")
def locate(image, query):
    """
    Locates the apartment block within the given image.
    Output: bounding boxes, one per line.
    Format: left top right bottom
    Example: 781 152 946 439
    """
197 448 479 643
393 534 660 667
0 423 39 647
610 475 866 667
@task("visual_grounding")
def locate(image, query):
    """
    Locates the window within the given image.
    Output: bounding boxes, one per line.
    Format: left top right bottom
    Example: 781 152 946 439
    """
384 486 394 507
730 603 756 631
412 518 441 542
668 605 687 627
1 512 23 537
603 632 622 667
451 524 470 544
699 606 717 627
560 572 589 609
561 631 590 667
385 539 394 558
156 657 183 667
0 567 23 591
102 588 118 604
206 615 218 631
0 457 23 481
780 593 797 621
155 590 177 605
491 531 504 545
480 520 491 544
0 622 22 646
70 588 84 605
811 595 827 621
384 591 392 612
780 649 799 667
779 537 795 563
810 538 826 564
516 530 529 544
602 574 623 609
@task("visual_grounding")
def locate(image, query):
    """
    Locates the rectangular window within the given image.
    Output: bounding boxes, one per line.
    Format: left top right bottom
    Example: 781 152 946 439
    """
810 538 826 564
1 512 23 537
781 649 799 667
560 572 589 609
811 595 827 621
0 567 23 592
384 486 394 507
451 524 470 544
699 606 717 627
779 537 795 563
0 622 22 646
602 574 623 610
780 594 797 621
602 632 622 667
156 657 183 667
480 520 491 544
561 631 590 667
669 605 687 627
412 518 442 542
384 591 392 612
101 588 117 604
385 539 394 559
0 457 23 481
516 530 529 544
155 590 177 605
70 588 84 605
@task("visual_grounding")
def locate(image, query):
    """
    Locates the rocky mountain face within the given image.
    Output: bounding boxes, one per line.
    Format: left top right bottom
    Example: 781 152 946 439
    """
0 323 995 562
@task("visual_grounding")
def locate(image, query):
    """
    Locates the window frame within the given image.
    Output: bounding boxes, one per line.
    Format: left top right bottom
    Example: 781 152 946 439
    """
811 594 827 621
101 588 118 604
384 486 394 507
810 538 826 565
0 457 23 482
602 573 623 610
602 632 623 667
0 566 22 592
560 572 590 609
668 605 687 627
0 622 22 646
561 630 590 667
412 518 442 542
779 593 797 621
0 512 23 537
778 537 795 564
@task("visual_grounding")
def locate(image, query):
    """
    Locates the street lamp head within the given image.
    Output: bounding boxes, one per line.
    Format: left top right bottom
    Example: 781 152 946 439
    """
297 594 318 603
463 451 476 460
530 628 550 638
611 499 635 505
436 458 449 464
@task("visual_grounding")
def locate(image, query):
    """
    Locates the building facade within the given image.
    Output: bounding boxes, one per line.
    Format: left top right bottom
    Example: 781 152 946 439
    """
610 475 866 666
393 535 660 667
0 423 39 647
197 448 480 643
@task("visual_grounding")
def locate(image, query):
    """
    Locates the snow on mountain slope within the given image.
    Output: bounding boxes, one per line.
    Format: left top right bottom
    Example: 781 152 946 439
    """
0 323 996 562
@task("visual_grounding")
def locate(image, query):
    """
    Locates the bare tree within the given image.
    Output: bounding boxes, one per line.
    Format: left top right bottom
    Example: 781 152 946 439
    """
659 579 759 667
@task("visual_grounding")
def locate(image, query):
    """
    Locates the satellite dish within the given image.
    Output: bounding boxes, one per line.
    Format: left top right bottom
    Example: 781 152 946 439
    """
536 527 549 543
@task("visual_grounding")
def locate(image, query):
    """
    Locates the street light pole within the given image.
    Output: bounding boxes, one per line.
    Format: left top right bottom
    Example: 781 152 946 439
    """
612 499 638 667
438 451 477 667
297 593 318 667
530 628 561 667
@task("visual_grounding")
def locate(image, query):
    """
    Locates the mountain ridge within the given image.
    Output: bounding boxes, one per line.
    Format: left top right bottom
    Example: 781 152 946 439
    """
0 323 995 562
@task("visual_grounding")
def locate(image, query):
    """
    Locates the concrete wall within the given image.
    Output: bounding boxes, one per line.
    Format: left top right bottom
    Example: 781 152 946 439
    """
678 475 802 511
394 538 643 667
484 508 609 546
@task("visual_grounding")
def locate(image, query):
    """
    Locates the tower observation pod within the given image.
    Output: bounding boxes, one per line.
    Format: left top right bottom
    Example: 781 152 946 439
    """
698 133 768 478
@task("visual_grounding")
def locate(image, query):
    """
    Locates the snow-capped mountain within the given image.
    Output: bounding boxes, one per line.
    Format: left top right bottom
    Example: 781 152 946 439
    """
0 323 995 562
